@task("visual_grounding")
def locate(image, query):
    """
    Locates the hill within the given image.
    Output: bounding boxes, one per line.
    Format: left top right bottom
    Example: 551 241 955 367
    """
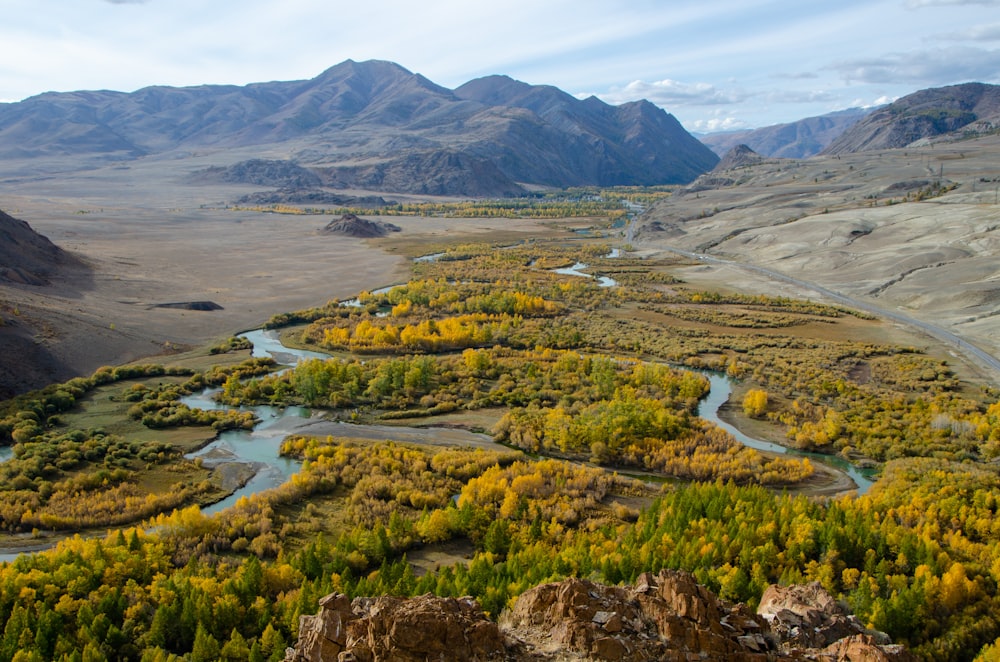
700 108 870 158
0 210 90 398
712 144 765 171
319 213 401 238
823 82 1000 155
0 60 718 196
0 209 78 285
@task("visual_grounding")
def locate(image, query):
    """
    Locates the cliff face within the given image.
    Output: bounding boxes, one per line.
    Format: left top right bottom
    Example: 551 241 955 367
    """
285 570 913 661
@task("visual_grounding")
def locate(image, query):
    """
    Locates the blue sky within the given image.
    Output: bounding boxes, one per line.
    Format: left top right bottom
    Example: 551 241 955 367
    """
3 0 999 131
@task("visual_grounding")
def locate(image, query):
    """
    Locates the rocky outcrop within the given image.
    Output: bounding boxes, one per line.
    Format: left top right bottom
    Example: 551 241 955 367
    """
756 581 901 654
234 189 392 208
314 150 527 197
501 571 770 661
197 159 323 188
287 592 509 662
319 214 401 238
713 144 765 172
286 571 913 662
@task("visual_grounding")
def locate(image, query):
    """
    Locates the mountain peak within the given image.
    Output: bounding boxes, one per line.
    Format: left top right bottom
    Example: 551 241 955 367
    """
713 143 763 171
0 60 720 191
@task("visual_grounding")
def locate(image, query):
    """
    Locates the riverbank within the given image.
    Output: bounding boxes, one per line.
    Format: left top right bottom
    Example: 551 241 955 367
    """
715 400 860 497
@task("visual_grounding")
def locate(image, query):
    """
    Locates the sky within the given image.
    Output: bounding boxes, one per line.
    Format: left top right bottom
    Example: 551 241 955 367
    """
2 0 999 132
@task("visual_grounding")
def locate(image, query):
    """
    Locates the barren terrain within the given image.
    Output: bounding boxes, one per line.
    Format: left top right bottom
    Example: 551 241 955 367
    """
0 151 556 393
639 135 1000 382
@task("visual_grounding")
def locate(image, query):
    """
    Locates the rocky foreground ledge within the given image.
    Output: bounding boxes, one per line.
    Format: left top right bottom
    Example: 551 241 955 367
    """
285 569 913 661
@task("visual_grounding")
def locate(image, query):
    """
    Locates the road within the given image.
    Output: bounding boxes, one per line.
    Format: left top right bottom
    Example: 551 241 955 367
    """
659 246 1000 383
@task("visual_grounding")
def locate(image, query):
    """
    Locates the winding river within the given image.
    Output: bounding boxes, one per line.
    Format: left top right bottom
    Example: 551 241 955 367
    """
699 373 873 493
182 326 872 513
0 251 874 561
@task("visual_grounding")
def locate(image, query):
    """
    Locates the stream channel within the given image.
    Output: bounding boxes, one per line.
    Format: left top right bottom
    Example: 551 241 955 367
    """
182 325 873 515
0 254 873 562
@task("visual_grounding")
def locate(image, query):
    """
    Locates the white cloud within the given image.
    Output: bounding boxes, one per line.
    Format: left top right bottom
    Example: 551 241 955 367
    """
830 46 1000 84
846 95 897 109
904 0 1000 7
685 117 750 132
597 79 748 107
933 23 1000 41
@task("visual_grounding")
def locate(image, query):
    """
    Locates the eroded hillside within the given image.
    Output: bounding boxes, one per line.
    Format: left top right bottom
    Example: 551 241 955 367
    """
638 135 1000 378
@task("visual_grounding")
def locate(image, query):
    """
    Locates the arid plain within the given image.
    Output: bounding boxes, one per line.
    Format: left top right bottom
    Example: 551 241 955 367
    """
0 149 563 392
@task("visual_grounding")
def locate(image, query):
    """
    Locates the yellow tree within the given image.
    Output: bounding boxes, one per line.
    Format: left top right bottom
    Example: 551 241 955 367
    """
743 389 769 418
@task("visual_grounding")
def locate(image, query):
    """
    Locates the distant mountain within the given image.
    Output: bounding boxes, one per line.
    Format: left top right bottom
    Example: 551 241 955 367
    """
0 60 718 196
823 83 1000 155
700 108 871 159
0 209 78 285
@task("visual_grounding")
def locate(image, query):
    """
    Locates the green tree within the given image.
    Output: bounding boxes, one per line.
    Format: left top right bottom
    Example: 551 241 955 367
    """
189 624 220 662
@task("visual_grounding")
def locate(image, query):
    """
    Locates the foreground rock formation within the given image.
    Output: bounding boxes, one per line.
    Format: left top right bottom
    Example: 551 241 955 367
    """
286 570 913 661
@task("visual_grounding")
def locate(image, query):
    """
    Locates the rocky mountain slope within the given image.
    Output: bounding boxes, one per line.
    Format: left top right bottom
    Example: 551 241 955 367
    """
823 82 1000 155
700 108 870 159
0 60 718 196
285 570 912 661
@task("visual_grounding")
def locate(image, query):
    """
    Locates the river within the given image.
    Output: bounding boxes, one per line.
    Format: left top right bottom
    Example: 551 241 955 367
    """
0 254 872 561
698 373 873 493
182 328 872 510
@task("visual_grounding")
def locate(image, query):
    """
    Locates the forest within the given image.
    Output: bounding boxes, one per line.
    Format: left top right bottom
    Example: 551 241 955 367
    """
0 229 999 661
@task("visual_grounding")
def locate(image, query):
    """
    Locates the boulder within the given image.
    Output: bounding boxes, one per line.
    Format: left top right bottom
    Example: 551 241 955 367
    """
757 581 884 649
287 572 913 661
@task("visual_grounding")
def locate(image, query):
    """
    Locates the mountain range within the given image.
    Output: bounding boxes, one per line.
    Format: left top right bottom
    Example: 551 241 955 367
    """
822 82 1000 154
699 83 1000 159
0 60 719 196
699 108 871 159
